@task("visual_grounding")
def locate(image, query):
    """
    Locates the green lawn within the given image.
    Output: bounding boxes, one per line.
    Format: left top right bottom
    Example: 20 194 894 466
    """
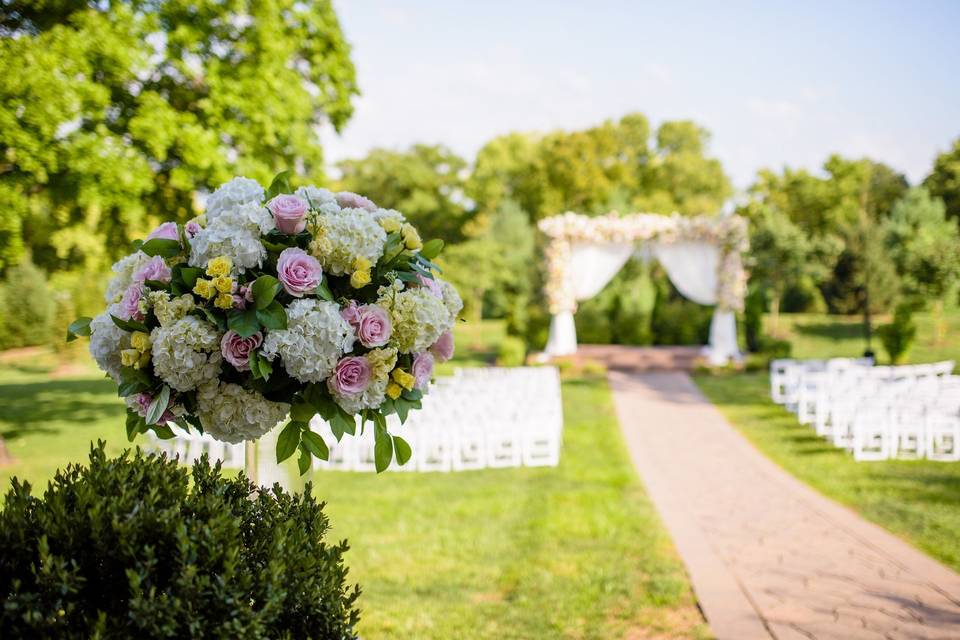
0 322 708 639
768 310 960 363
695 372 960 572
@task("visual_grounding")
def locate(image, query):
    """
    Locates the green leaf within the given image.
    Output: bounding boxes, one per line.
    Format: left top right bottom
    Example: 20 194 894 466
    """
199 307 227 331
374 427 394 473
395 399 411 424
152 423 175 440
140 238 182 258
329 409 355 441
142 279 170 291
393 435 412 466
66 317 92 342
315 276 334 302
252 352 272 381
256 300 287 330
227 308 261 338
419 238 444 260
276 420 302 463
118 366 153 397
179 266 203 288
266 170 292 200
252 275 282 310
110 315 148 333
290 397 316 422
297 444 312 475
301 430 330 461
125 410 143 442
145 386 170 426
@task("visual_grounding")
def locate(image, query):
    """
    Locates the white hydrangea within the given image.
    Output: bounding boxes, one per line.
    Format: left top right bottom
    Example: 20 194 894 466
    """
104 252 152 303
380 287 452 353
309 208 386 275
205 177 264 222
372 207 406 227
89 304 130 381
261 299 355 383
189 201 274 272
439 278 463 320
150 316 222 392
330 376 389 414
196 381 290 444
295 185 337 209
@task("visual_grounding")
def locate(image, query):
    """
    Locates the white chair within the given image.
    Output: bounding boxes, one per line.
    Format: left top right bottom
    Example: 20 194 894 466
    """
852 406 892 461
926 414 960 462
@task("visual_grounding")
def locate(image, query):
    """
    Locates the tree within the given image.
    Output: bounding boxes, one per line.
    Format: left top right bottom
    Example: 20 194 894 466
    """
746 205 816 334
0 0 358 274
336 144 470 243
884 187 960 342
924 137 960 223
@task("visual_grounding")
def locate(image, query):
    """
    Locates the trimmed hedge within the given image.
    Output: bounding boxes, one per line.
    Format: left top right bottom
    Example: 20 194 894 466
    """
0 445 360 639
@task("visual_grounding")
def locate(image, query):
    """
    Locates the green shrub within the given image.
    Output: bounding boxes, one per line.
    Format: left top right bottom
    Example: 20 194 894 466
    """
651 300 712 345
497 335 527 366
0 257 55 350
0 445 361 639
878 303 917 364
743 287 765 352
757 336 793 360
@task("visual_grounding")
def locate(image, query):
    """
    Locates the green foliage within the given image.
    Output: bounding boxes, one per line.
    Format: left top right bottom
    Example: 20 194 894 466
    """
336 144 470 242
743 287 765 352
0 256 55 350
823 213 899 315
0 445 360 638
924 136 960 222
877 303 917 364
575 260 658 346
0 1 357 274
496 335 526 366
884 187 960 303
651 299 713 346
756 336 793 360
468 113 730 221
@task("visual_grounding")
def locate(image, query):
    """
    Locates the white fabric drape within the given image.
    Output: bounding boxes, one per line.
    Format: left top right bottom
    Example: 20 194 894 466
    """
545 242 634 356
544 239 741 365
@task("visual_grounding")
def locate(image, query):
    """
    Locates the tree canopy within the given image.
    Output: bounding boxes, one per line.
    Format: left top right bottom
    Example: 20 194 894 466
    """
0 0 358 271
924 136 960 223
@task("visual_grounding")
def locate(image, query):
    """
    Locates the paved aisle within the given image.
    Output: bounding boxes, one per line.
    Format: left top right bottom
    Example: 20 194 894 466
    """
608 371 960 640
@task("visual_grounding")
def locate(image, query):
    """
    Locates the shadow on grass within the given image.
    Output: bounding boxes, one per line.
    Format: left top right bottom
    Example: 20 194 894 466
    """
0 378 121 441
790 320 865 340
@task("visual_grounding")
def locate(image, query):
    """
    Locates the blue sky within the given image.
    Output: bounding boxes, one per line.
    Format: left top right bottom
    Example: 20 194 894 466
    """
323 1 960 191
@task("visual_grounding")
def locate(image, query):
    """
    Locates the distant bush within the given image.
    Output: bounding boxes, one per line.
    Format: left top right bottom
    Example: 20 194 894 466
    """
497 335 527 366
0 257 55 351
757 336 793 360
0 445 361 639
878 303 917 364
743 288 765 352
651 300 712 346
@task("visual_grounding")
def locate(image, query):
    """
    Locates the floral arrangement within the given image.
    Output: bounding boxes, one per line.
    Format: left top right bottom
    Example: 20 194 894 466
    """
68 174 462 473
539 211 748 314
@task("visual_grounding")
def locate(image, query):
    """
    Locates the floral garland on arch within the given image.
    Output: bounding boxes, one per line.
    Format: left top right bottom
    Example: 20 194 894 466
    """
538 211 748 315
67 174 462 474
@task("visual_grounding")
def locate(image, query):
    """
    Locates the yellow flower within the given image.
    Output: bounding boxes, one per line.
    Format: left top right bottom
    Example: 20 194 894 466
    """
206 256 232 277
214 292 234 309
391 368 415 390
379 217 401 233
353 256 372 271
138 350 151 369
386 381 402 400
367 347 398 380
213 275 234 294
193 278 215 299
401 224 422 251
130 331 151 352
121 349 140 368
350 269 371 289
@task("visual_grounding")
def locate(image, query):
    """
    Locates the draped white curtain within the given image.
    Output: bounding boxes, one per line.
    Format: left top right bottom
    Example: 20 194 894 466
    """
544 243 633 356
545 240 741 365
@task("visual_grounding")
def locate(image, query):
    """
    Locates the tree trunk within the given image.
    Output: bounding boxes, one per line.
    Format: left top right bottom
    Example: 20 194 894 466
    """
0 436 13 466
770 294 781 338
863 286 874 357
934 298 946 345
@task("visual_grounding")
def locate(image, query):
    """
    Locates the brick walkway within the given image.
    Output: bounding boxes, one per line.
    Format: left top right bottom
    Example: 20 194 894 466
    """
608 370 960 640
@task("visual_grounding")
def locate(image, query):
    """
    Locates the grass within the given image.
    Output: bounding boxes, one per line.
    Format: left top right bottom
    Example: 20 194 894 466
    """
768 309 960 363
694 372 960 572
0 320 708 639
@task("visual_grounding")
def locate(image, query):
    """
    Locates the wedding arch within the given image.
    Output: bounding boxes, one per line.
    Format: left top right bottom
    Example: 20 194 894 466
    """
538 211 749 365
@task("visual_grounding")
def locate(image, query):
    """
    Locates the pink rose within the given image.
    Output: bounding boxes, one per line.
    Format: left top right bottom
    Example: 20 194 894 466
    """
118 284 145 321
268 194 309 234
146 222 180 243
335 191 377 212
185 220 202 238
133 255 172 284
328 356 372 396
277 247 323 297
412 352 434 390
355 304 392 348
232 285 253 310
429 330 455 362
340 300 361 325
417 273 443 298
220 330 263 371
133 392 175 425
